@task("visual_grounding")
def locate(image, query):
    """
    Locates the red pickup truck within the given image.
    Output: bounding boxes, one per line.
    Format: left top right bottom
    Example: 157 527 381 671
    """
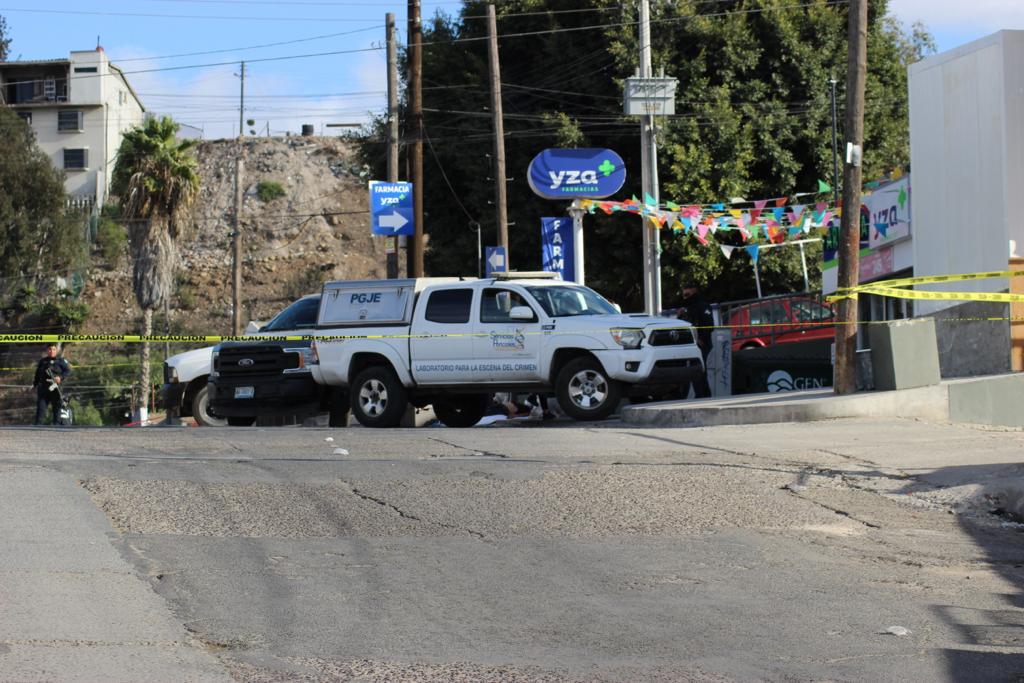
718 294 836 351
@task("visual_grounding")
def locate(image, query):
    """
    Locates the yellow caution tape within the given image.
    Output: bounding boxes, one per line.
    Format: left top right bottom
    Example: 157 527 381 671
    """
854 285 1024 304
828 269 1024 303
0 317 1019 346
839 269 1024 291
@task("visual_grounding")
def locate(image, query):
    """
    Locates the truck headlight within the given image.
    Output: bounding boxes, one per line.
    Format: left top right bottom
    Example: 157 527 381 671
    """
283 347 314 373
610 328 644 349
210 349 219 378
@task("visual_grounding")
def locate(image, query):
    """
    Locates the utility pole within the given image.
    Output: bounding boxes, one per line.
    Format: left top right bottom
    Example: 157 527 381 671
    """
835 0 869 394
232 61 245 335
386 12 400 279
639 0 661 315
829 76 841 207
487 4 509 268
408 0 424 277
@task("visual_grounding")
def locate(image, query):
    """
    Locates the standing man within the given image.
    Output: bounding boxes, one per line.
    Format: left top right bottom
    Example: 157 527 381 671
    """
32 342 71 425
677 284 713 398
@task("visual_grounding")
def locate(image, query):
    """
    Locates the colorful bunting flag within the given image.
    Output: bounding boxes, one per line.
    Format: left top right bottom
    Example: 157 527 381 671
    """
818 179 832 194
746 245 760 263
720 244 735 259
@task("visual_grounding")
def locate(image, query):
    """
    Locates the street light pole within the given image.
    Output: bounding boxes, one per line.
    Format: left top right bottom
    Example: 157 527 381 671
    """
638 0 661 315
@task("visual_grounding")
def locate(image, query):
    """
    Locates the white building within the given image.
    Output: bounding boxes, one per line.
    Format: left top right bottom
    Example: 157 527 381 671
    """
907 29 1024 376
0 47 145 207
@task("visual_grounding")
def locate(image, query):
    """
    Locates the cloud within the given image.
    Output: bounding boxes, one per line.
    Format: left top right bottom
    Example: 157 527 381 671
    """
888 0 1024 34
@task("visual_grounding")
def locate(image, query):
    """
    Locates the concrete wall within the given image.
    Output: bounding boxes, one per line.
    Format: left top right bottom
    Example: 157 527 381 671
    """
931 301 1011 378
948 374 1024 428
908 31 1024 315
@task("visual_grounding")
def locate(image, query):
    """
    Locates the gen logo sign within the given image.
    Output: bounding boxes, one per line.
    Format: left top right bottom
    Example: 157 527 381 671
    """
527 148 626 200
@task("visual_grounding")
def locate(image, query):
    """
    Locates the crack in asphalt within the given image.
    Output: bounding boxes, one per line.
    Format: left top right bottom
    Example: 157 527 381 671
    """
426 436 509 459
345 482 486 539
783 489 882 529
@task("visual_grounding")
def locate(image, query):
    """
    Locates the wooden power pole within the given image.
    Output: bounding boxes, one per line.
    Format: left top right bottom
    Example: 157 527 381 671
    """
487 4 509 267
232 61 246 335
385 12 400 279
835 0 869 394
408 0 424 277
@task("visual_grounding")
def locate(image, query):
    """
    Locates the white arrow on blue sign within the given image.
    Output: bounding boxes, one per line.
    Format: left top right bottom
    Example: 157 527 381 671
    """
369 181 415 236
485 246 506 277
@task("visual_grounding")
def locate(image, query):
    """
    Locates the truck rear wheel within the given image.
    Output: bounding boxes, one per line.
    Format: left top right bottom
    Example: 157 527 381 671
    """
350 366 407 428
433 394 489 428
556 357 622 421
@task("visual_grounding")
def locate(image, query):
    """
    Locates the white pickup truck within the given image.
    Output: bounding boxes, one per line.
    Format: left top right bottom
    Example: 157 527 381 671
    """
311 274 704 427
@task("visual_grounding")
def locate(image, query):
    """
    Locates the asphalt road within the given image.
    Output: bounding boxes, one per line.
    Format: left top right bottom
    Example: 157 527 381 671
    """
2 419 1024 682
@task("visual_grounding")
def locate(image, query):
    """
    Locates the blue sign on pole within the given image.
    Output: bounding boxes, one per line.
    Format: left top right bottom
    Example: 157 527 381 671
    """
369 181 414 236
485 246 507 277
541 217 575 282
527 148 627 200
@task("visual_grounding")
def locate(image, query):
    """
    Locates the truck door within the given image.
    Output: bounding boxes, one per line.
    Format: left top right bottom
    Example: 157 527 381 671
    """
474 287 544 382
410 287 482 385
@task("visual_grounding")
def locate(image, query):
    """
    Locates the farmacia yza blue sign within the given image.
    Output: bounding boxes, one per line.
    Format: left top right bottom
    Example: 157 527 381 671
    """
527 148 626 200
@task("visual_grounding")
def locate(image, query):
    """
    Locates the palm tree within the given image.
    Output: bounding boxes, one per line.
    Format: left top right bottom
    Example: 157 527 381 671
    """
111 116 199 423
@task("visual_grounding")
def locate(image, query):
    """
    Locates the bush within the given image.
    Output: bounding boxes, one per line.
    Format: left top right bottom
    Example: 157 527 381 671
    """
95 217 126 265
37 299 89 331
175 276 198 311
73 402 104 426
256 180 285 202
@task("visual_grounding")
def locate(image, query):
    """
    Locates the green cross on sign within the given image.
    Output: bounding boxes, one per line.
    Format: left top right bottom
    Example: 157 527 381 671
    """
598 159 615 177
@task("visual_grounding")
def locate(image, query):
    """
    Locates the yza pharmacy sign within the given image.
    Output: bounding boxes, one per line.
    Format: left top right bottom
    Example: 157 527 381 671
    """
527 148 626 200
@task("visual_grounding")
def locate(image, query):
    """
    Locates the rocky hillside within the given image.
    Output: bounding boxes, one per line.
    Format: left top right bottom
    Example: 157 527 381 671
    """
85 136 386 335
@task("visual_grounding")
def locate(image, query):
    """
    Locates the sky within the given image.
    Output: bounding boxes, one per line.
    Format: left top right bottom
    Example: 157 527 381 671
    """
1 1 1022 139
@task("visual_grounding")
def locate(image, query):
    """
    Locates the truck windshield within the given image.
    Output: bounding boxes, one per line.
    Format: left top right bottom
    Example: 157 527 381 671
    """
525 285 618 318
262 295 320 331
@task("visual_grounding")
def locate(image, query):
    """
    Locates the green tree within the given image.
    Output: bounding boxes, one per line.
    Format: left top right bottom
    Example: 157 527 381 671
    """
0 108 86 302
0 14 10 61
111 116 199 421
357 0 933 309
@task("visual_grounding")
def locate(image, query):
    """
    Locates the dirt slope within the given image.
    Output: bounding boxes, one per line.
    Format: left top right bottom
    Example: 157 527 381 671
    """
85 136 386 335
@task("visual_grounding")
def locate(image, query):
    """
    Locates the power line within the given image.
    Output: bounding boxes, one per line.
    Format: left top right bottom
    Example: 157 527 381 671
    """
110 25 382 63
423 126 475 224
0 7 380 22
1 1 847 92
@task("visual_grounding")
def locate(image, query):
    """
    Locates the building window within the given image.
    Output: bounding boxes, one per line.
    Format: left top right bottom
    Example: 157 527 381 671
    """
63 148 88 170
16 111 31 125
58 110 83 132
73 66 97 73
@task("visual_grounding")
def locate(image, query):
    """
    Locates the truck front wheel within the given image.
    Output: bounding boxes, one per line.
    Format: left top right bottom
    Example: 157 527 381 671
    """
192 384 228 427
556 357 622 421
350 366 407 428
433 394 489 428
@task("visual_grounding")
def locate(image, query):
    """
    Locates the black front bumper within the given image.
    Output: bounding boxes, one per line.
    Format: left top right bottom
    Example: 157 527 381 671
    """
209 374 324 417
642 358 704 385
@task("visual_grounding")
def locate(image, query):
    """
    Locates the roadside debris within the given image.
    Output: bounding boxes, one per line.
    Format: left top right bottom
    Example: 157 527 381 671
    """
885 626 911 637
333 448 349 456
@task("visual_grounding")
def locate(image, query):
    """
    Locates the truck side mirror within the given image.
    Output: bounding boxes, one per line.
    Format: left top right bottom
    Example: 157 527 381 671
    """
509 306 535 321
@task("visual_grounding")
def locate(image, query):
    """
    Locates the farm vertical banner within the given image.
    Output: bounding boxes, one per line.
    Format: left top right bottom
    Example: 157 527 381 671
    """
541 217 576 282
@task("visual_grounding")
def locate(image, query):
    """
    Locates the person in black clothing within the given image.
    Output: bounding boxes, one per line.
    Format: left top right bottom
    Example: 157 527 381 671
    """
676 285 713 398
32 343 71 425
